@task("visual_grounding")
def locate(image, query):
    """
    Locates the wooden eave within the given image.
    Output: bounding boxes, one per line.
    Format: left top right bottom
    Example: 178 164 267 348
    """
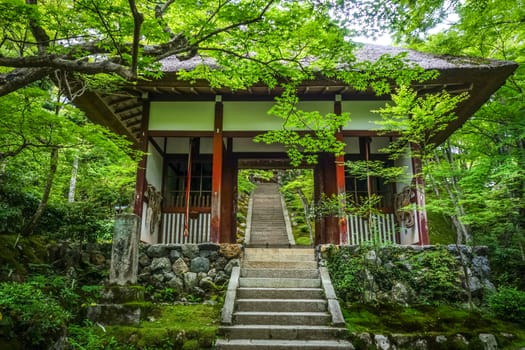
73 59 517 149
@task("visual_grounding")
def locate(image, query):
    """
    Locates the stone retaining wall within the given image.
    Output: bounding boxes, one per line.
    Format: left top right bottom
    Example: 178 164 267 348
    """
47 242 243 300
318 244 495 305
137 243 242 299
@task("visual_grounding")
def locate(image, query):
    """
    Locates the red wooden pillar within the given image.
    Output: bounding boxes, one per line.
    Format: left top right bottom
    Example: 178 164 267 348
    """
133 99 150 217
411 144 430 245
220 138 236 243
334 95 348 245
315 153 340 244
210 96 223 243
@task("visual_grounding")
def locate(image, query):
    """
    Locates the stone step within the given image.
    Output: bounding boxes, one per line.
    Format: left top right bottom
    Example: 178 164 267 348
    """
241 268 319 279
245 248 315 255
233 311 331 326
245 254 315 262
219 325 348 341
242 261 318 269
237 287 324 300
239 277 321 288
236 299 327 313
215 339 354 349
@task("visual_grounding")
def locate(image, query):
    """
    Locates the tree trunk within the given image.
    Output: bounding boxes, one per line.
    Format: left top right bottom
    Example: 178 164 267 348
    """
296 188 314 244
68 156 79 203
23 147 59 236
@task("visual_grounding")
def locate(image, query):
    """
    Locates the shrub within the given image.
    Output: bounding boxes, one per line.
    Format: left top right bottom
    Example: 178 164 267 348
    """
0 281 71 347
488 287 525 324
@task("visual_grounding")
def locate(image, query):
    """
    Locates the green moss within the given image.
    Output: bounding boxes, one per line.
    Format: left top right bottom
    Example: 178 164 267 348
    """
182 339 199 350
106 304 221 349
0 235 49 279
343 303 525 349
295 236 312 246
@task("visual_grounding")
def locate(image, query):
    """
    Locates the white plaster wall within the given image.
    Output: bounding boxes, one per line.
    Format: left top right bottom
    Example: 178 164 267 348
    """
223 101 334 131
146 142 163 190
149 102 215 130
341 101 386 130
395 147 419 245
141 142 163 244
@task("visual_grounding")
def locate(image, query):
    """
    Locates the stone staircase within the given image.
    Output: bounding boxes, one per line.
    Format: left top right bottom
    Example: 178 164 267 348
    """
248 183 292 246
216 248 353 349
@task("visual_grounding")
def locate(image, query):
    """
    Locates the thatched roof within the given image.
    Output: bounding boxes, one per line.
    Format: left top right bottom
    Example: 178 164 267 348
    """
158 44 512 72
73 44 517 147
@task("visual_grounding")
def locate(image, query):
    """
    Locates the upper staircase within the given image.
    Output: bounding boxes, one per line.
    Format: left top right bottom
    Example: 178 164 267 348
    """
247 183 292 247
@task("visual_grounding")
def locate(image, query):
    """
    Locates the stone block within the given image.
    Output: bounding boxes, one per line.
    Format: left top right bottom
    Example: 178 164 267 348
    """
190 256 210 273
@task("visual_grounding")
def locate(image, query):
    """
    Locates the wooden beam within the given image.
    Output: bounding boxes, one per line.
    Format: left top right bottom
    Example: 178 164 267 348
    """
133 100 150 218
210 97 223 243
114 103 142 114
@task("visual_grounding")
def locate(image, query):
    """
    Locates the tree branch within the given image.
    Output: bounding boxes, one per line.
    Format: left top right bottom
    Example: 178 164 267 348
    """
0 55 134 78
192 0 275 47
0 67 53 96
128 0 144 78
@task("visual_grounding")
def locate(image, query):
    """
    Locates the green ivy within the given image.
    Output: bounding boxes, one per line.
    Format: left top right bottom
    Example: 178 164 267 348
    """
326 246 466 305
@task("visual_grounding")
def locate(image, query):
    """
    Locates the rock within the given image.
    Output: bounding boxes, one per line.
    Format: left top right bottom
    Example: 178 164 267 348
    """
466 276 482 292
365 250 377 263
190 257 210 273
391 281 411 305
138 254 151 267
483 279 496 291
172 258 189 275
167 276 184 293
184 272 198 290
208 251 219 261
208 268 217 278
393 335 412 347
191 286 206 298
146 245 168 258
213 256 228 270
451 334 469 347
220 244 241 259
91 252 106 265
164 272 175 281
169 249 182 261
374 334 391 350
435 335 447 344
472 255 491 278
150 257 172 272
414 339 428 350
479 333 498 350
400 261 413 272
214 271 228 285
319 244 336 260
181 244 199 259
199 276 215 291
384 261 395 271
199 243 219 258
224 259 240 275
354 332 372 348
151 273 164 284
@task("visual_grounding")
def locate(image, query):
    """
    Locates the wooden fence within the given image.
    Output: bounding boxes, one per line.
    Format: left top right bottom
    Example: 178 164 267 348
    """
161 213 211 244
347 213 398 245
